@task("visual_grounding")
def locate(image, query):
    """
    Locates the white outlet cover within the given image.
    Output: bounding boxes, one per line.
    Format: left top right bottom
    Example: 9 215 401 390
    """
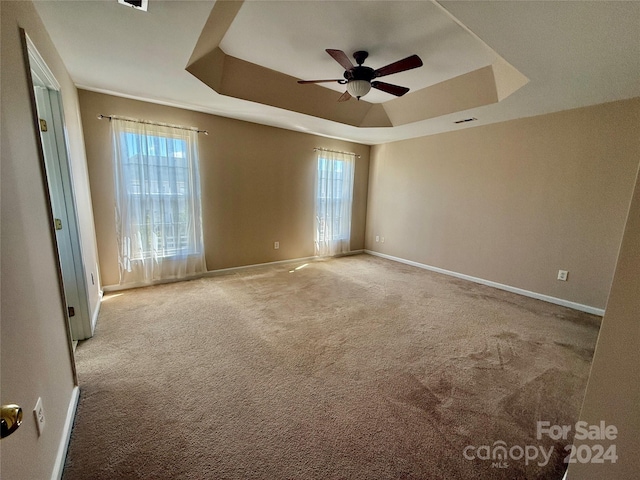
34 397 45 436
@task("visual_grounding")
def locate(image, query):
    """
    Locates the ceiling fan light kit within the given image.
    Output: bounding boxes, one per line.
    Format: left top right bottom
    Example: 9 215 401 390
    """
346 80 371 100
298 49 423 102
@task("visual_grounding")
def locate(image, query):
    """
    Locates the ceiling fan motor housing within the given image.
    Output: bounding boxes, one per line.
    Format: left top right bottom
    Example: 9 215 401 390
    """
344 65 375 82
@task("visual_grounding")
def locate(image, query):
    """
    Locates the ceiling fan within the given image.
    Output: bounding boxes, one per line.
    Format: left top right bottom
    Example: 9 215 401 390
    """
298 49 423 102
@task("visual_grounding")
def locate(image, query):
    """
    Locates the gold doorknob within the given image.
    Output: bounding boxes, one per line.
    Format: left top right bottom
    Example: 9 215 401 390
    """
1 404 23 439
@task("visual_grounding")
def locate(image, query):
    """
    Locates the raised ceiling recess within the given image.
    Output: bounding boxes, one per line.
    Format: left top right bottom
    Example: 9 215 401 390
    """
186 0 528 128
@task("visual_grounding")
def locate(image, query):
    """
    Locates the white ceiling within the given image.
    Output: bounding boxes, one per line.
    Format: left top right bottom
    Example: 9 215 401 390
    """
34 0 640 145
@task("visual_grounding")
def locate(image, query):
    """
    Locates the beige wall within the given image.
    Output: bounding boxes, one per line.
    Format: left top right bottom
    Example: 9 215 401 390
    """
366 99 640 310
0 1 100 478
566 157 640 478
77 90 370 287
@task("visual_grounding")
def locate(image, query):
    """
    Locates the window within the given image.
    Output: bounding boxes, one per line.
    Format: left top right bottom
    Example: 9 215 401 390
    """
315 151 355 256
119 132 191 259
112 118 206 285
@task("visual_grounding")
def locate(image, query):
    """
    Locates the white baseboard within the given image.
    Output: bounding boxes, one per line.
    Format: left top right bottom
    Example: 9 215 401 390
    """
205 255 319 277
336 249 364 257
206 250 364 275
103 253 350 292
364 250 605 316
103 277 197 293
51 385 80 480
90 293 102 334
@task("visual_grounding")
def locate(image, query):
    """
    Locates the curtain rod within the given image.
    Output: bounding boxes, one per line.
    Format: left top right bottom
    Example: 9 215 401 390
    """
313 147 360 158
97 114 208 135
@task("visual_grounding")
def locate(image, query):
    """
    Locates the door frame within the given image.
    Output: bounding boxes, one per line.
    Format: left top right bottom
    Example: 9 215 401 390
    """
22 29 92 347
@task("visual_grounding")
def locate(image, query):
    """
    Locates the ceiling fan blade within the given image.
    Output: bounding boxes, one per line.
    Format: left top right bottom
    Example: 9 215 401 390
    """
298 79 344 84
371 81 410 97
337 91 352 102
373 54 423 78
326 49 354 71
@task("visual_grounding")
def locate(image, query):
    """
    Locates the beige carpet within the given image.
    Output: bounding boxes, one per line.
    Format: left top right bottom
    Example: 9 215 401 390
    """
63 254 600 480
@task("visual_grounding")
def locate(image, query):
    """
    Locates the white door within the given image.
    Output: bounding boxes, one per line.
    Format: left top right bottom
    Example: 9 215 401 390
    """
29 51 92 341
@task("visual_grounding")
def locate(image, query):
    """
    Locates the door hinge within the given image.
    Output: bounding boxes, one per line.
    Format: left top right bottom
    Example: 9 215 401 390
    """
54 218 63 230
68 306 75 317
39 118 48 132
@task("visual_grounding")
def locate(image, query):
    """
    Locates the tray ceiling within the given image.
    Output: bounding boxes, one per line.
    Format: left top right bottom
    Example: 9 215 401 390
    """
187 0 527 128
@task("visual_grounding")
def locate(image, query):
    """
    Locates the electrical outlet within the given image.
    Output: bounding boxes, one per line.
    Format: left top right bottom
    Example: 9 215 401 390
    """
34 397 45 436
375 235 379 242
557 270 568 281
274 241 279 250
381 237 385 243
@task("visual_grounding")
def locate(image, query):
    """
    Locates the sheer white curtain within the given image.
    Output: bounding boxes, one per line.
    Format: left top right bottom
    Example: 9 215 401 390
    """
112 118 206 286
315 150 355 256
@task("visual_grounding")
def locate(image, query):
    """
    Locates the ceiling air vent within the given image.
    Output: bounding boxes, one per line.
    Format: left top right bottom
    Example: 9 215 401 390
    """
454 117 477 124
118 0 148 11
